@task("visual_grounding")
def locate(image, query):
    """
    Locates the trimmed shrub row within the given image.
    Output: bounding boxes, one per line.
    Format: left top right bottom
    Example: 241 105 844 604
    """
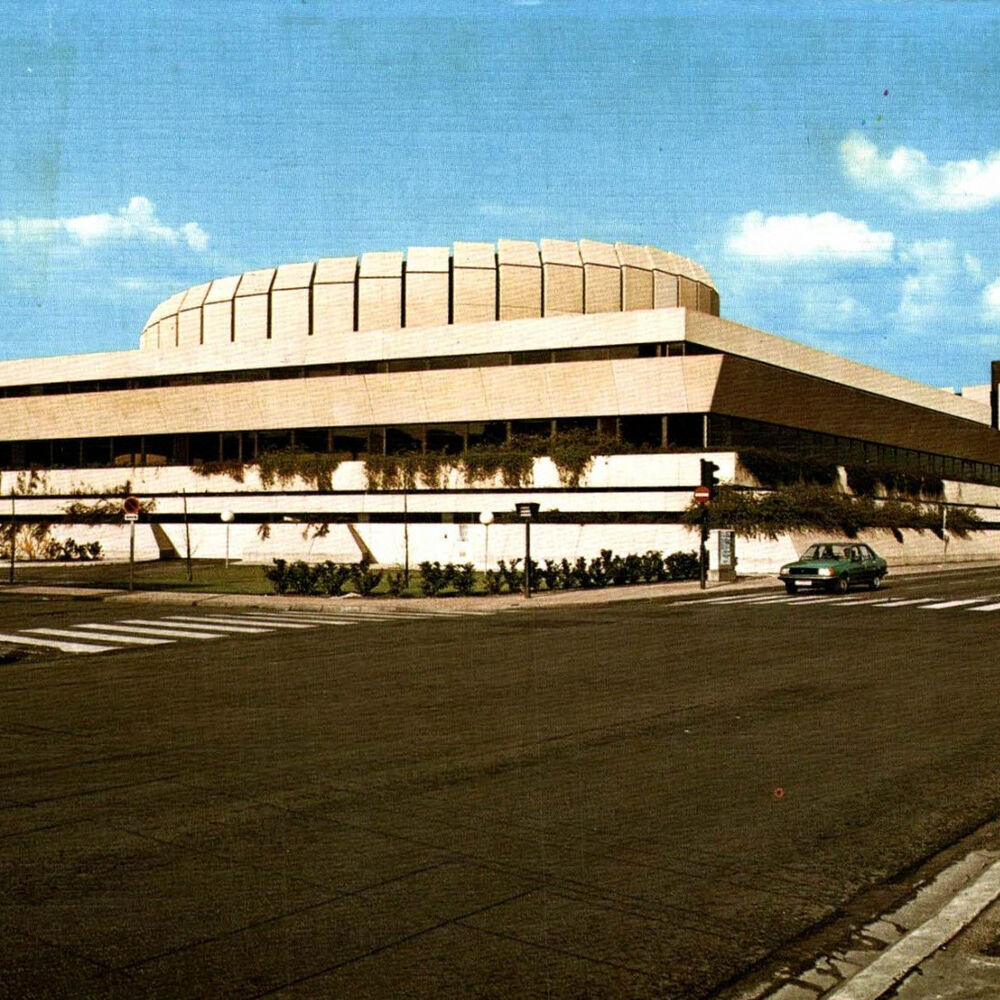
264 548 700 597
486 549 700 595
264 557 382 596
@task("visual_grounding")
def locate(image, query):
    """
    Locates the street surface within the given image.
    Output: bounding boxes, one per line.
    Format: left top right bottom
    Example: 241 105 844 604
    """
3 568 1000 998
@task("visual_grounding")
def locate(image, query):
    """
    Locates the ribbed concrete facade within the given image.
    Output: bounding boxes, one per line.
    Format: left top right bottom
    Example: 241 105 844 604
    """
139 240 720 351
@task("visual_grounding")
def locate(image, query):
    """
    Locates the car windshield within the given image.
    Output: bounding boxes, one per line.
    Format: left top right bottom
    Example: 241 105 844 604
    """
801 543 847 561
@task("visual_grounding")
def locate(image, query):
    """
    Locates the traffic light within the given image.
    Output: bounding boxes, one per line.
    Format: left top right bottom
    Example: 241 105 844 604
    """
700 459 720 498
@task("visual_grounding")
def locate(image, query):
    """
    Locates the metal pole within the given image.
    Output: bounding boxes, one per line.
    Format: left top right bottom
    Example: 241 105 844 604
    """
183 489 192 582
225 523 230 569
8 491 14 585
484 523 489 573
403 489 409 586
524 520 532 598
129 521 135 592
699 507 708 590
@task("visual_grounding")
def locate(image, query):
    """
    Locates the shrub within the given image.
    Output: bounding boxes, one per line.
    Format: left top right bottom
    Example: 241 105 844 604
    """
314 561 351 596
286 560 319 595
418 560 448 596
484 569 503 595
453 563 476 596
192 460 246 482
546 429 626 487
540 559 563 591
665 550 700 580
258 448 341 490
351 556 383 596
497 558 524 593
386 571 406 597
738 449 839 488
265 559 291 594
639 550 664 582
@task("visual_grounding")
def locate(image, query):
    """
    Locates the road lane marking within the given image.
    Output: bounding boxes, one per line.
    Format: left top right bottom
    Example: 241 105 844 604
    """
25 628 171 646
968 602 1000 612
76 623 225 640
920 598 988 610
0 632 117 654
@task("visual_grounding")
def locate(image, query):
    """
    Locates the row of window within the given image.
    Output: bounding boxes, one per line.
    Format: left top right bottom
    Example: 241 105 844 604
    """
0 342 709 400
2 412 998 486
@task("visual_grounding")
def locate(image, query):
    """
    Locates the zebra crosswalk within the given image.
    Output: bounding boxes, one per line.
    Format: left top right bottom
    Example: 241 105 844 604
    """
670 591 1000 615
0 605 495 657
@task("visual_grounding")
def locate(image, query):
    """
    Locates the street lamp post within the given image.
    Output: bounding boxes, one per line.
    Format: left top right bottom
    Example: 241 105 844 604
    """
220 509 234 568
478 510 494 572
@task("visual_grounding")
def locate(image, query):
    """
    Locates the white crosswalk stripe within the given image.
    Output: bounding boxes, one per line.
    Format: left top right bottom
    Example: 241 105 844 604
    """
678 592 1000 615
77 622 226 640
0 632 117 654
870 598 940 607
919 598 988 610
151 617 276 634
25 627 171 646
167 614 320 629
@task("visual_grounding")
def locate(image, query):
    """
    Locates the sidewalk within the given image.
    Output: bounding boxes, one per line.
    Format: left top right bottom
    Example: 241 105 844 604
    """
2 559 994 613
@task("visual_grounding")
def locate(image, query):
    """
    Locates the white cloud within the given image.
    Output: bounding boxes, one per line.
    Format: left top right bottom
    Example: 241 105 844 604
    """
0 196 209 251
799 285 871 332
896 239 965 329
981 278 1000 324
841 132 1000 211
725 210 894 265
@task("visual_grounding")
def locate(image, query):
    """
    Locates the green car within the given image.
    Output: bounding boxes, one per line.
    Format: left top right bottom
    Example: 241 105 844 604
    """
778 541 888 595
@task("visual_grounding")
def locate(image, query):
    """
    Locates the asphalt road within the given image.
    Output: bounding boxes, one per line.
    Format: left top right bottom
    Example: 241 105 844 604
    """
4 569 1000 999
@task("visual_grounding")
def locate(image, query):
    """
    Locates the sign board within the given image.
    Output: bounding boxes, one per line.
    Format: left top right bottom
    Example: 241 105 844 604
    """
122 496 141 515
718 529 735 567
515 502 540 520
693 485 711 504
124 513 139 523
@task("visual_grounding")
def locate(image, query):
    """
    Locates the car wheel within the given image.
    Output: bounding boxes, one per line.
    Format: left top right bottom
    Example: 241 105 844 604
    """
834 574 850 595
784 582 796 594
868 575 882 591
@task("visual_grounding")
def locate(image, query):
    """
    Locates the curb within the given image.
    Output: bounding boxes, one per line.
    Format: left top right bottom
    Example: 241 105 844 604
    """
825 858 1000 999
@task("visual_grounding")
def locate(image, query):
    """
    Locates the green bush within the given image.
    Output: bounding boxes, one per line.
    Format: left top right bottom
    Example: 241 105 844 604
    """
845 464 944 500
418 561 448 596
258 448 341 490
688 484 980 539
351 557 383 596
665 550 700 580
315 561 351 596
738 449 839 488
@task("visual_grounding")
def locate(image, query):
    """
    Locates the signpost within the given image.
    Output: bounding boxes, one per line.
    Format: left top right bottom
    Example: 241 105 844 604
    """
693 486 711 590
515 502 540 598
122 496 141 592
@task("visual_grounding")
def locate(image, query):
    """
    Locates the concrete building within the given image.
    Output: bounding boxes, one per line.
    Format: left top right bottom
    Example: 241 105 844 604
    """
3 239 999 569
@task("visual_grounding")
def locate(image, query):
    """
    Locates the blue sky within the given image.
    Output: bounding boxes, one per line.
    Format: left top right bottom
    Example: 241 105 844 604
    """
3 1 1000 389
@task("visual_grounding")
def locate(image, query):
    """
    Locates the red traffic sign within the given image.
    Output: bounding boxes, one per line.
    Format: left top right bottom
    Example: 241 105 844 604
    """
122 496 141 516
693 485 712 504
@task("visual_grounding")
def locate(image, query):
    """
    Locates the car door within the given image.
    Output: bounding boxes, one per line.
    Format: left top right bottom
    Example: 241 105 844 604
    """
858 544 878 582
847 546 865 583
